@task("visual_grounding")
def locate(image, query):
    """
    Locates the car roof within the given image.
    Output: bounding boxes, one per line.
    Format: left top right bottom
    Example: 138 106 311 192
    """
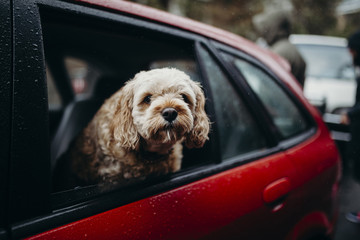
289 34 348 47
75 0 292 81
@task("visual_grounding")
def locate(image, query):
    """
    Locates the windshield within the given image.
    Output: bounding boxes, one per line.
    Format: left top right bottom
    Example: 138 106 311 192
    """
296 44 355 80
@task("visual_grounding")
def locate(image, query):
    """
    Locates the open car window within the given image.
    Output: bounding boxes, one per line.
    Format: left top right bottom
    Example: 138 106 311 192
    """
42 11 211 207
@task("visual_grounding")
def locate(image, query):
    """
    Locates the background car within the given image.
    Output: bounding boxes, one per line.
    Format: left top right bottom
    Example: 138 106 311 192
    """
290 34 356 115
290 34 357 157
0 1 340 240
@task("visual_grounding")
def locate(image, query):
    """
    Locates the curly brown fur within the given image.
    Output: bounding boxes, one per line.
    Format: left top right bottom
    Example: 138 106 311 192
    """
55 68 210 189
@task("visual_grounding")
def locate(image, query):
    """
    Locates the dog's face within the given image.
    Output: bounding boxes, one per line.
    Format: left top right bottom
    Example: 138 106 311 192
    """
109 68 210 152
132 69 197 146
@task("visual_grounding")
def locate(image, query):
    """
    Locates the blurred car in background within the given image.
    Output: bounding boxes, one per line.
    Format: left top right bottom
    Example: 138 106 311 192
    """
290 34 357 148
290 34 356 115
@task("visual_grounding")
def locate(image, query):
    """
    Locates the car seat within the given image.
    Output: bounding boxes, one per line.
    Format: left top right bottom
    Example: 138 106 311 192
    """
50 99 103 170
50 75 125 171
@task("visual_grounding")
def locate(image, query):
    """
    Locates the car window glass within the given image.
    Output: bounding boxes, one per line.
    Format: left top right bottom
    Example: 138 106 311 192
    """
198 45 267 159
232 57 308 138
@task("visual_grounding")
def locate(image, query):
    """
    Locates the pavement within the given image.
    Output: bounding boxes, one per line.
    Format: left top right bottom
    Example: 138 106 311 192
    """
334 164 360 239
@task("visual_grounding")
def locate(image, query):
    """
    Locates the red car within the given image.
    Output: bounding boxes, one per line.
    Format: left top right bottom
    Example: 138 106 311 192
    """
0 0 340 239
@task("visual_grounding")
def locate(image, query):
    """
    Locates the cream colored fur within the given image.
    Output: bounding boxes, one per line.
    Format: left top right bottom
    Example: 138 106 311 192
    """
69 68 210 185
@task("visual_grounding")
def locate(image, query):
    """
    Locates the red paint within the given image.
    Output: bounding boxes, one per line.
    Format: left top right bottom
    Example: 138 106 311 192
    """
27 137 340 240
286 212 332 240
28 153 299 240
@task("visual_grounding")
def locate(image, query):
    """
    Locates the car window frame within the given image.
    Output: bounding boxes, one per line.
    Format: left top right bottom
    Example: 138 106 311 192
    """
10 0 52 228
0 0 11 238
211 41 317 149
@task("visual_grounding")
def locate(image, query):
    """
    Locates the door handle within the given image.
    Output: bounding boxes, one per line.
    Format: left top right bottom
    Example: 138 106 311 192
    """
263 177 291 205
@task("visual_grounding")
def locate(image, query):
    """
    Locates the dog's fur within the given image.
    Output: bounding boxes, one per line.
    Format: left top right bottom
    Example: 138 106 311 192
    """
55 68 210 188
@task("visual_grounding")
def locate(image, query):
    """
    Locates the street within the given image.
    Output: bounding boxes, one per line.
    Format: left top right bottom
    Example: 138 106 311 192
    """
334 168 360 239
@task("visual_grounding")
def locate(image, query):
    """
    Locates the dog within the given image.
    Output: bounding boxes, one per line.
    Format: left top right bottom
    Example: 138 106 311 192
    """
54 68 210 189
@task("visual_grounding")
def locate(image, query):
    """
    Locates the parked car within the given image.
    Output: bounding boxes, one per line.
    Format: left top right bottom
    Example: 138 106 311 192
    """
0 1 341 240
290 34 356 115
290 34 356 154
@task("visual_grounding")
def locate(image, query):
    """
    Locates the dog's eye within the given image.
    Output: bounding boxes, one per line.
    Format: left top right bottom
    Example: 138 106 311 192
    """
181 94 191 105
143 95 152 104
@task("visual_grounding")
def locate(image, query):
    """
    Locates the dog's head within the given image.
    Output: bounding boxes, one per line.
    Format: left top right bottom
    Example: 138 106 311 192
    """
108 68 210 152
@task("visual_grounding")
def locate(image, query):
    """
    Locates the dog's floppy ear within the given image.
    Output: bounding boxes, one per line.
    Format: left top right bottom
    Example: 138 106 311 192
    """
185 81 210 148
109 80 140 150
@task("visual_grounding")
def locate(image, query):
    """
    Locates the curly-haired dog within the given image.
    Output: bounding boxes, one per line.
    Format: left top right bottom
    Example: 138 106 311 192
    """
54 68 210 189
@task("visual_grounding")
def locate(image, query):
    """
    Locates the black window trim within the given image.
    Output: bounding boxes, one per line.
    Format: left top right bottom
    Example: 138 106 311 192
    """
0 0 12 239
10 0 51 230
211 40 318 150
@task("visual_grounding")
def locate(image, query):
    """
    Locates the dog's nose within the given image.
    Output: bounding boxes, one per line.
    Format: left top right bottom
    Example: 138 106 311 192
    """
162 108 178 122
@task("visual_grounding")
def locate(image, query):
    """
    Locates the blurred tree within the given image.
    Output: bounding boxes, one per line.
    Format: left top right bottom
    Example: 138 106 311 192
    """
183 0 263 39
129 0 355 39
341 13 360 37
336 0 360 38
129 0 263 39
291 0 342 36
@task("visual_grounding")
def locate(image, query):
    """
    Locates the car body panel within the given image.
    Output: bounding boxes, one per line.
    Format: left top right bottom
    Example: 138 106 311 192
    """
286 211 333 240
26 131 340 240
27 152 299 240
